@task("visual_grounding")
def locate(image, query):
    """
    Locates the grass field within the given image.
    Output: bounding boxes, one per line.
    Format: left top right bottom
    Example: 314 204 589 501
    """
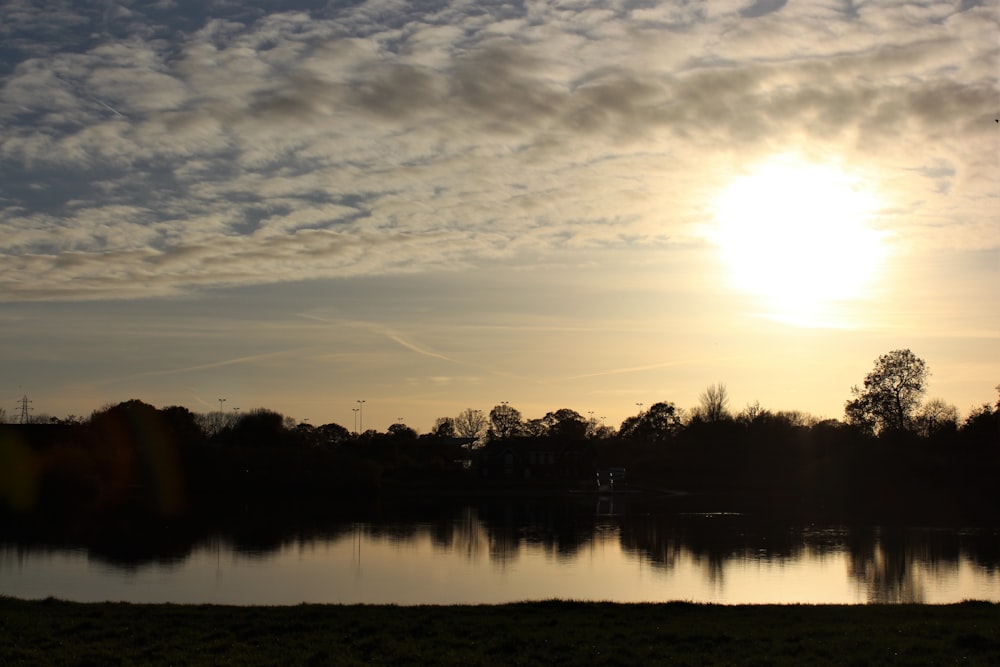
1 597 998 666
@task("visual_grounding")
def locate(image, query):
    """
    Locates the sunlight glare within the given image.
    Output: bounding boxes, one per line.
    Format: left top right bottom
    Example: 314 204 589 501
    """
712 157 887 327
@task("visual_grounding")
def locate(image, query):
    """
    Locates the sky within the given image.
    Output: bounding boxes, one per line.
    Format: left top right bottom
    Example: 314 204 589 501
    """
1 0 998 432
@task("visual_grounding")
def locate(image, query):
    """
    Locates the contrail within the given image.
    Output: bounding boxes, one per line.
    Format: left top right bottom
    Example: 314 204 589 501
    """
52 72 128 119
300 313 456 362
299 313 527 380
559 358 704 381
382 330 455 362
138 349 300 377
95 98 126 118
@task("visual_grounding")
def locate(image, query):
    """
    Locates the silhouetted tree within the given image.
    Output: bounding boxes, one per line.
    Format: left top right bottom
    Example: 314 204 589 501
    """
489 404 522 440
913 399 958 438
160 405 206 448
695 383 730 422
961 403 1000 447
540 409 588 441
85 399 186 515
453 408 488 441
737 400 767 426
845 349 928 435
26 414 57 424
387 423 418 441
430 417 456 438
316 422 351 445
587 419 615 439
196 409 239 438
357 428 380 442
618 401 682 444
522 418 547 437
219 408 290 447
294 422 318 446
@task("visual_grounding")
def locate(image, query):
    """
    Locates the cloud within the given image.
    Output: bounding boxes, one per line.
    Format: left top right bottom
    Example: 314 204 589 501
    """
0 0 996 301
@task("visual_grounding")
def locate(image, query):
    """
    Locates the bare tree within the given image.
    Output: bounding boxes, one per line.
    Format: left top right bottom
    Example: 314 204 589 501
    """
697 383 731 422
913 398 958 437
453 408 488 440
196 409 240 438
737 400 767 426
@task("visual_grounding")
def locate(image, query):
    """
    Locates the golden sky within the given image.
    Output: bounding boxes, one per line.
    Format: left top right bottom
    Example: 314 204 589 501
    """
1 0 997 430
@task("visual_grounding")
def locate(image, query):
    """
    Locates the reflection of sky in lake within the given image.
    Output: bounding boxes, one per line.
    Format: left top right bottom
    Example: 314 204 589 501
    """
2 524 999 605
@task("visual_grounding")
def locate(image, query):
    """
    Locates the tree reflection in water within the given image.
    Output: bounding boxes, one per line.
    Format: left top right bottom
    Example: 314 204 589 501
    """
338 499 998 602
3 496 998 603
843 526 995 603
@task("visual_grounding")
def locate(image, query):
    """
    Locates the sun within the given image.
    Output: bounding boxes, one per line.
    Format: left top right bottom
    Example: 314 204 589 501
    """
712 157 886 326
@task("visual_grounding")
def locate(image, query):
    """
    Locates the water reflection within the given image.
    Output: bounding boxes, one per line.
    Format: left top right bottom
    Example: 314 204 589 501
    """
843 527 997 604
2 498 998 604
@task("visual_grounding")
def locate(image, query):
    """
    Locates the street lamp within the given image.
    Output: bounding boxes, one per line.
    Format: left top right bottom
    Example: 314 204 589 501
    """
352 408 359 435
218 398 226 412
636 403 644 413
357 399 365 434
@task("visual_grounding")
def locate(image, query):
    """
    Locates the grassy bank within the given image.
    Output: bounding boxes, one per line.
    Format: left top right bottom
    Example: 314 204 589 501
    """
1 598 997 666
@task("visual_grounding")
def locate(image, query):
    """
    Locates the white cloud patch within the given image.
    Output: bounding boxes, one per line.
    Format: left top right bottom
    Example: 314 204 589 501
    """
0 0 996 300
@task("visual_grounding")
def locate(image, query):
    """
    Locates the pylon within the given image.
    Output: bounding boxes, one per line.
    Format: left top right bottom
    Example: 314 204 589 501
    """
18 394 32 424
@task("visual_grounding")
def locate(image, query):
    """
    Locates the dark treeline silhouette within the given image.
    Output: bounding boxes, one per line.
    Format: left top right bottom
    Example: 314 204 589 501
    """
1 350 998 553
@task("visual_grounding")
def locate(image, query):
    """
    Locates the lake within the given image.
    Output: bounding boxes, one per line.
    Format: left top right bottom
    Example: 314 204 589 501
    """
2 497 998 605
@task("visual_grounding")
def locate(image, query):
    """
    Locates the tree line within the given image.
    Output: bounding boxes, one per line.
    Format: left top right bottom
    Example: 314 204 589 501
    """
5 349 998 444
0 349 997 527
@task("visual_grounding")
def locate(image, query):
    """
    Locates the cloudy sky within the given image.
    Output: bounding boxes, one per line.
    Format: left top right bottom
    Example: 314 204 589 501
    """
1 0 997 431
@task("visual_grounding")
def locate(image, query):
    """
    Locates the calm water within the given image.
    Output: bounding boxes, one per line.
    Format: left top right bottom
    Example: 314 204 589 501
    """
2 500 998 605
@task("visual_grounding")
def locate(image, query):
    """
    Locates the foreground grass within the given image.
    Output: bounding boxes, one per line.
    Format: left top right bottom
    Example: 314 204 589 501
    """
1 598 998 666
